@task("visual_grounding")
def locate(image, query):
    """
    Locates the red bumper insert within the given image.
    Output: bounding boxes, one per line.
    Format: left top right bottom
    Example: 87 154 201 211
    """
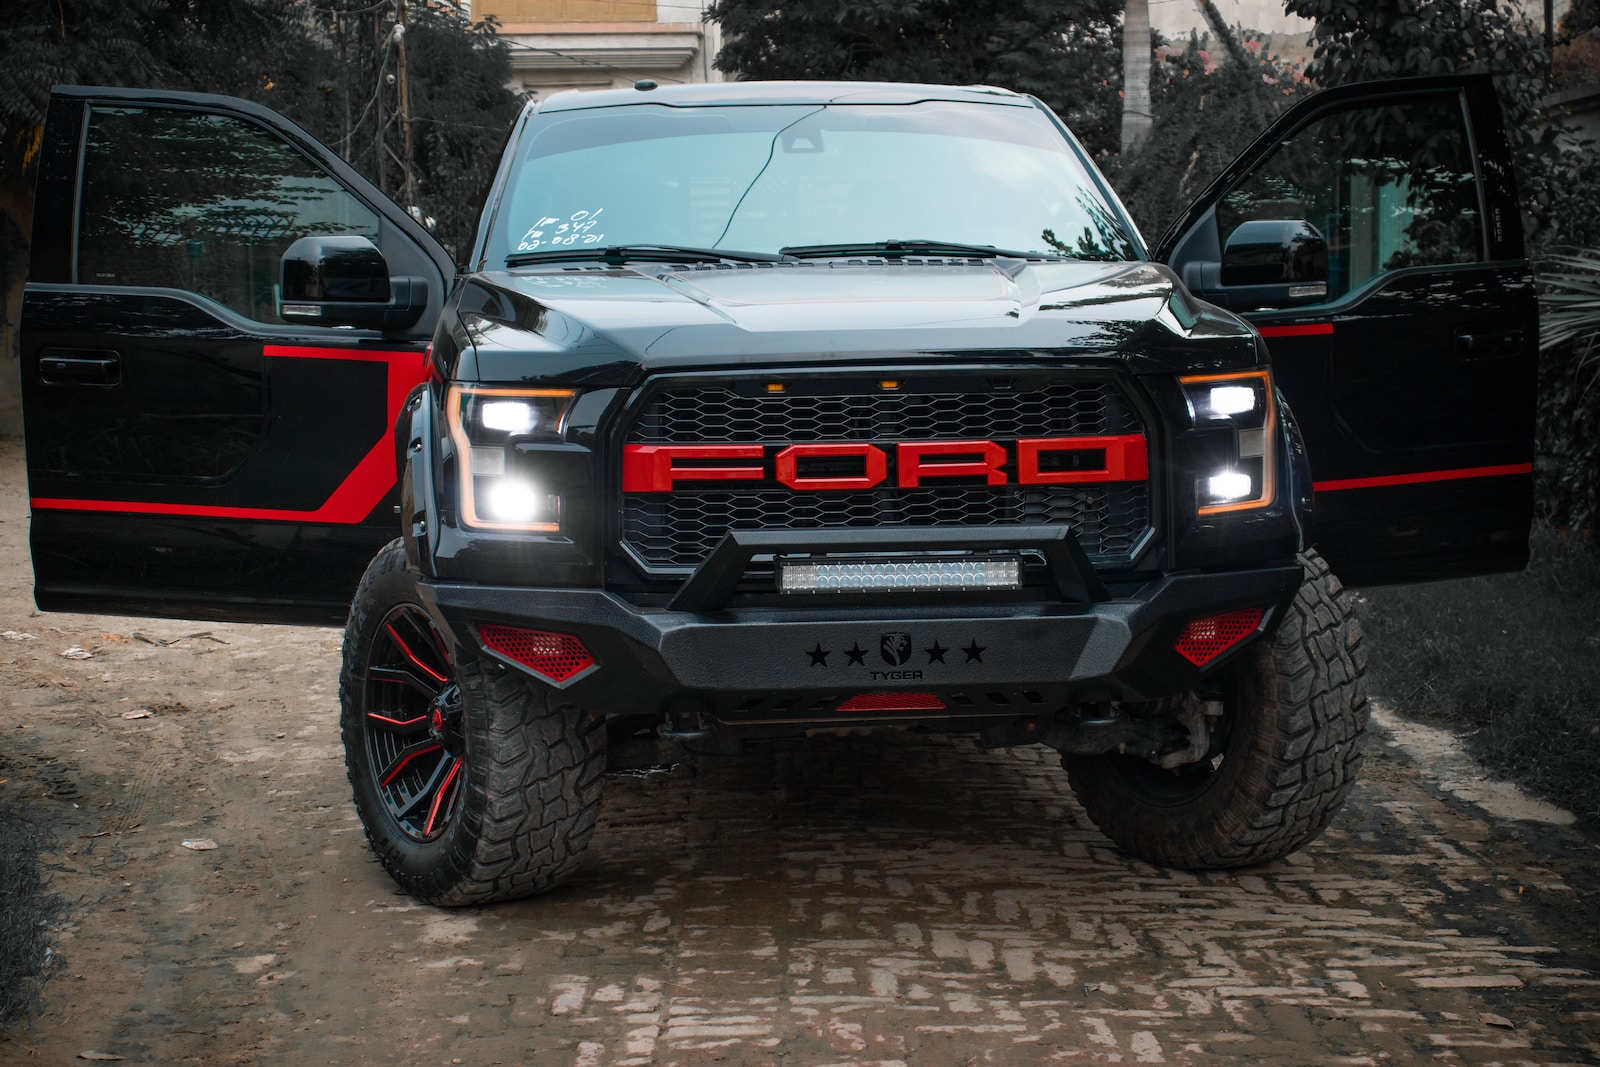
837 692 947 713
1174 608 1264 667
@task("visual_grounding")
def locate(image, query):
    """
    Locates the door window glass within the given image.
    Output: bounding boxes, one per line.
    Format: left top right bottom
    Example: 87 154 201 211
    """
1216 94 1482 302
76 106 380 324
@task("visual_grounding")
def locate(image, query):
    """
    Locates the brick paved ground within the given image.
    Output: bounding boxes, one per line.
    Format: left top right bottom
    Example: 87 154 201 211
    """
7 666 1598 1066
0 436 1596 1065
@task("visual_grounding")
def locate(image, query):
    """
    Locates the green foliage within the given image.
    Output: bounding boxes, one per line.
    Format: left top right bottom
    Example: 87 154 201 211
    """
292 2 523 260
1537 250 1600 537
1281 0 1600 252
704 0 1124 156
1109 37 1312 245
0 0 313 183
0 0 520 261
1562 0 1600 36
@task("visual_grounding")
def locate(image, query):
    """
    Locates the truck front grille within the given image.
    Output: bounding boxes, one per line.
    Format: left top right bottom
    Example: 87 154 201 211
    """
619 376 1152 572
631 382 1138 442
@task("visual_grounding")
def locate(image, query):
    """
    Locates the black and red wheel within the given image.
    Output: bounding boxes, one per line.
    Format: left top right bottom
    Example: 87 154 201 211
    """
341 540 607 906
357 604 465 843
1063 550 1369 869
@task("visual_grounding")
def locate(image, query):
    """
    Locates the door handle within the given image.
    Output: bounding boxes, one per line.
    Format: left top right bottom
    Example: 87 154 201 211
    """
39 349 122 386
1454 329 1523 360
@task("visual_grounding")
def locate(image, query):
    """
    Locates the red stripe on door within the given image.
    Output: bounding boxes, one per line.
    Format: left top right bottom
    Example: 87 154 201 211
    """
31 344 428 523
1257 323 1334 338
1313 463 1533 493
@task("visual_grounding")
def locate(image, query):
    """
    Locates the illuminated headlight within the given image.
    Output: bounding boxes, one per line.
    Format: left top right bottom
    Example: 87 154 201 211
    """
1181 370 1276 514
480 399 540 434
1206 385 1257 417
484 479 558 524
778 557 1022 594
1206 470 1255 502
447 385 575 531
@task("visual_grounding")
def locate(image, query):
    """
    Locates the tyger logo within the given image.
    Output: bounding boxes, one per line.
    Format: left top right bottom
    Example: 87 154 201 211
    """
880 632 913 666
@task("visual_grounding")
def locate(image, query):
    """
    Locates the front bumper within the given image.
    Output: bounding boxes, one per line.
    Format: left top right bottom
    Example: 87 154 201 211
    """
418 563 1303 729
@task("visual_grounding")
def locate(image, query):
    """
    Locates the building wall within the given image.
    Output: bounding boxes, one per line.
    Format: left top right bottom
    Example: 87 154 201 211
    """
475 0 721 99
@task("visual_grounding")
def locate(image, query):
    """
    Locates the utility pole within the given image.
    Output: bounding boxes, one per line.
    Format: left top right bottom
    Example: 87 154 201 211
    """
394 0 418 210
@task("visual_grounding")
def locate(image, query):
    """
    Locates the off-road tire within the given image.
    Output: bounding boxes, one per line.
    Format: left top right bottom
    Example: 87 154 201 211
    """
340 539 606 906
1063 550 1367 869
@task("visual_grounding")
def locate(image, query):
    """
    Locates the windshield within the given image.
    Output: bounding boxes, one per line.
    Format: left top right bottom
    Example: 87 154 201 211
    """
489 99 1139 264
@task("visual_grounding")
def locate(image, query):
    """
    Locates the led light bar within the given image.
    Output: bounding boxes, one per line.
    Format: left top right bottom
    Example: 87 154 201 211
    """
778 558 1022 594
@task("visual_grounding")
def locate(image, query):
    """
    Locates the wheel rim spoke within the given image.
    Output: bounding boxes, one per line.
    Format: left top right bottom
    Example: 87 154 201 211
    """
366 710 429 729
378 739 444 788
385 622 449 685
394 751 460 821
362 604 463 842
421 757 463 836
369 664 443 699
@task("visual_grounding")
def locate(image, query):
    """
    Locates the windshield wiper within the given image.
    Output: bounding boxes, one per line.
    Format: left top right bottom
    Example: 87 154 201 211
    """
779 239 1066 260
505 244 790 268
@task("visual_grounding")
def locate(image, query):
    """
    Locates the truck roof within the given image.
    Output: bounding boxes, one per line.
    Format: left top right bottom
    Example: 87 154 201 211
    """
534 80 1030 113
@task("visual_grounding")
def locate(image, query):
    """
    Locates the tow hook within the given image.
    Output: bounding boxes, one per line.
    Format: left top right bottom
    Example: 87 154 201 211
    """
658 698 741 755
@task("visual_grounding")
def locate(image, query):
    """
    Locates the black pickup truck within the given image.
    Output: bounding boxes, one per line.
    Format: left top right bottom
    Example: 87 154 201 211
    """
21 76 1535 904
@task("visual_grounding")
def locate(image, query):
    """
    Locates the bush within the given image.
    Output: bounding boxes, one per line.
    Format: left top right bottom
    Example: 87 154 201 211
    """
1537 249 1600 539
1109 36 1311 244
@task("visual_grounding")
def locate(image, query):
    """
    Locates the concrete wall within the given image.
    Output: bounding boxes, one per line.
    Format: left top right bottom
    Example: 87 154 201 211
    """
476 0 722 98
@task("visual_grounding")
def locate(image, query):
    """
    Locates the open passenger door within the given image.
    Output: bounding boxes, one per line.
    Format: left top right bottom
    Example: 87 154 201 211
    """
1159 75 1536 585
22 87 453 623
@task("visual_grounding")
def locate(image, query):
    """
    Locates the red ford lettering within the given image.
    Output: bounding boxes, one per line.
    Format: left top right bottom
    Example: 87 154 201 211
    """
621 444 764 492
622 436 1148 491
774 442 888 490
1017 435 1149 485
895 440 1009 488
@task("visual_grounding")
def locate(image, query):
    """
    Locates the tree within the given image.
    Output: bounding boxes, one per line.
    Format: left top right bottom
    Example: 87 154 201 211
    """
0 0 520 323
1110 37 1311 243
706 0 1125 157
1121 0 1152 154
1281 0 1600 250
294 1 523 260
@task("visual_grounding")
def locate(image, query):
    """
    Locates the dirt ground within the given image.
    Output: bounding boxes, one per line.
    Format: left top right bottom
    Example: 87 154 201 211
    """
1 436 1599 1067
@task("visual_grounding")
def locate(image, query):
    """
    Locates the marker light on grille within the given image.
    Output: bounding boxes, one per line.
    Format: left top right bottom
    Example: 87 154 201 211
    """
478 624 594 683
778 558 1022 594
1174 607 1264 667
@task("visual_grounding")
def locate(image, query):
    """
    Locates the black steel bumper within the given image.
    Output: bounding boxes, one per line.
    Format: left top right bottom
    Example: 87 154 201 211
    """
417 561 1304 729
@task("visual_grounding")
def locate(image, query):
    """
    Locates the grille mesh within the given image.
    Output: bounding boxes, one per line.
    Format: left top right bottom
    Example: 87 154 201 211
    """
631 382 1141 443
620 378 1151 571
623 485 1149 567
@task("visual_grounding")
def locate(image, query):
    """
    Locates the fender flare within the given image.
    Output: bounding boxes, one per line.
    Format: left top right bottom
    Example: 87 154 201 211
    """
396 383 441 577
1276 390 1314 551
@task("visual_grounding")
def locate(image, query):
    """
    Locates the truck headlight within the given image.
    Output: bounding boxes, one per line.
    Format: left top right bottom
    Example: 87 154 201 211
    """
446 385 576 531
1180 370 1275 514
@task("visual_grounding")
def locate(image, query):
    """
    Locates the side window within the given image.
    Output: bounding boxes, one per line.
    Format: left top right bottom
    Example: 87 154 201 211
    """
76 106 380 324
1216 94 1483 302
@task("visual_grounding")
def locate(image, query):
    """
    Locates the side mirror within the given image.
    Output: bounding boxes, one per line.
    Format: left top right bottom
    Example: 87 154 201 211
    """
280 235 427 329
1222 219 1327 291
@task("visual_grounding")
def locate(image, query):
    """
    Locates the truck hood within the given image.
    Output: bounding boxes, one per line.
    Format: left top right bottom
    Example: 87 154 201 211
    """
450 258 1260 384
